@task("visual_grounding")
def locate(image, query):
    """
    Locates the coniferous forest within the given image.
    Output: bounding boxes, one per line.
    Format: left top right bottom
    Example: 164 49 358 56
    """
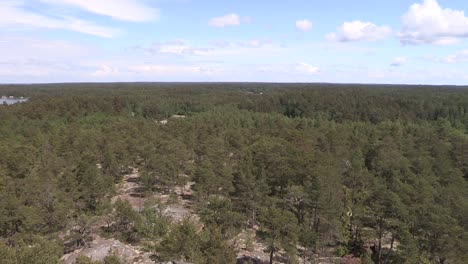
0 83 467 264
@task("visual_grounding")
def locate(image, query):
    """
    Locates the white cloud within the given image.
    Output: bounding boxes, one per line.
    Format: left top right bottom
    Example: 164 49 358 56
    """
129 64 211 75
133 40 212 56
131 39 284 63
38 0 159 22
0 36 92 61
297 63 319 74
296 19 313 31
207 42 286 59
0 1 119 37
210 39 271 49
391 57 407 66
0 36 94 79
0 37 217 80
441 50 468 63
327 20 392 42
400 0 468 45
242 39 262 48
92 65 119 77
209 13 241 28
65 17 120 37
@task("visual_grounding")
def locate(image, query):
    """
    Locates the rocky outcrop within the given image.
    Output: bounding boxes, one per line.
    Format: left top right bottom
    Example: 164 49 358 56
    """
61 235 154 264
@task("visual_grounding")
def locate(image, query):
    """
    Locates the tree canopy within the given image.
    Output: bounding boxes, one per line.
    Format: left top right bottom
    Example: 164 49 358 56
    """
0 83 467 263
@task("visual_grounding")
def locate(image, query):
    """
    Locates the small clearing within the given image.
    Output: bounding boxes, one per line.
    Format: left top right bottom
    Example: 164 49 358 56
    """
62 168 200 263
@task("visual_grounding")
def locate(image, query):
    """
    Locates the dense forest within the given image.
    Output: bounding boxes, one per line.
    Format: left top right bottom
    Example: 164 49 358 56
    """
0 83 467 264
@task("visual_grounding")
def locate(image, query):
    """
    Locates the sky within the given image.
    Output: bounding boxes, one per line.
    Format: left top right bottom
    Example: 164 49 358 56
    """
2 0 468 84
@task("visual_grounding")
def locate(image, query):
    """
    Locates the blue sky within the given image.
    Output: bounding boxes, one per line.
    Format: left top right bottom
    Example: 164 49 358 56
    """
1 0 468 84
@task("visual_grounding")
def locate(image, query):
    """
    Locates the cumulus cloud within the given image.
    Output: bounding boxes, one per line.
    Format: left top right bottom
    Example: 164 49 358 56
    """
209 13 241 28
326 21 392 42
297 63 319 74
391 57 407 66
0 1 119 37
39 0 159 22
296 19 313 31
400 0 468 45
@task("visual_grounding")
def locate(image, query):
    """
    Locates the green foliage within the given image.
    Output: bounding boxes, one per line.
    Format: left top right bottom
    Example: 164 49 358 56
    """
199 228 237 264
0 235 62 264
103 253 124 264
259 205 299 263
140 170 156 192
75 256 101 264
157 219 204 262
107 199 169 243
135 200 170 240
157 219 236 264
112 199 139 241
198 196 243 238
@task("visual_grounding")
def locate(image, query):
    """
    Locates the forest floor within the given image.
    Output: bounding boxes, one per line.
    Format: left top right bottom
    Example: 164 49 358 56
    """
110 168 199 224
111 168 147 211
62 168 154 264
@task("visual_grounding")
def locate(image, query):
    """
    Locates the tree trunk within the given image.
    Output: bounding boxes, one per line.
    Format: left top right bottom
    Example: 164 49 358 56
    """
252 208 256 224
390 233 394 251
312 206 318 230
298 206 304 224
270 248 275 264
378 222 383 264
315 217 320 233
355 226 359 242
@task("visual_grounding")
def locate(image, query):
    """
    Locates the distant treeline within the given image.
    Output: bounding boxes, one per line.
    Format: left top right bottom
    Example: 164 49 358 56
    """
1 83 468 124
